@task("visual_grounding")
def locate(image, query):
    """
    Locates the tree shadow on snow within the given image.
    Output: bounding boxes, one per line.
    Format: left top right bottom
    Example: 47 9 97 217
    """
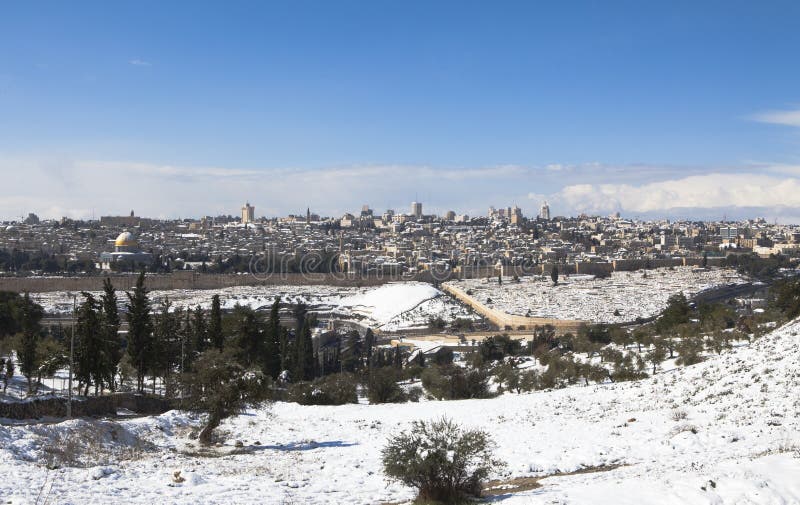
254 440 357 451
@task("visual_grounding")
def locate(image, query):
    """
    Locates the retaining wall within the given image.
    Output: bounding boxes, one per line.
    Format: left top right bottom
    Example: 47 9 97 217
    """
0 393 176 420
442 283 585 334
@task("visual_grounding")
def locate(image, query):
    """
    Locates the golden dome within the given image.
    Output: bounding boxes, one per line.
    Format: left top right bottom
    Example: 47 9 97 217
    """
115 231 138 247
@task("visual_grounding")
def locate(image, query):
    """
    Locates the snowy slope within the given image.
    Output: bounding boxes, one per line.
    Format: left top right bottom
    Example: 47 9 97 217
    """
1 317 799 504
31 281 472 331
449 267 747 323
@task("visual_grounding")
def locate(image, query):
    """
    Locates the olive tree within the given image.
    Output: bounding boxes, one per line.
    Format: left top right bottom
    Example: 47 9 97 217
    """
382 417 504 503
180 348 269 444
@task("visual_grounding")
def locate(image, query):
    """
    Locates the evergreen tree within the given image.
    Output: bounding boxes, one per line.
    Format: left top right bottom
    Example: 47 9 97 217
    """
233 305 262 367
262 297 282 378
192 305 207 354
2 358 14 394
209 294 223 350
75 292 105 395
152 298 179 394
17 293 43 394
180 348 268 445
294 316 315 381
179 307 194 372
656 293 691 334
393 345 403 370
364 328 375 369
126 271 153 393
280 326 294 378
342 330 363 373
551 265 559 285
100 278 122 391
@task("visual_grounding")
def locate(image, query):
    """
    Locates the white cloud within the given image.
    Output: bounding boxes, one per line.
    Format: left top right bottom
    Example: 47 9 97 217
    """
3 156 799 222
129 59 152 67
750 107 800 127
552 173 800 214
0 158 540 220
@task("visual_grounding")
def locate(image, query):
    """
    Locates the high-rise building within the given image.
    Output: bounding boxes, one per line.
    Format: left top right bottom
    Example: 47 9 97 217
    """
241 202 255 223
510 206 523 225
719 226 740 240
539 201 550 220
411 201 423 218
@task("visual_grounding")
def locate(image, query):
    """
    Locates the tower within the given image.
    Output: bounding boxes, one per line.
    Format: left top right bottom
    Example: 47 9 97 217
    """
241 202 255 224
411 201 422 218
539 201 550 221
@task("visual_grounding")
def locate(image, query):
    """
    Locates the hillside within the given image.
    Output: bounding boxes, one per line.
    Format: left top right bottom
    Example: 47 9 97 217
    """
1 317 798 504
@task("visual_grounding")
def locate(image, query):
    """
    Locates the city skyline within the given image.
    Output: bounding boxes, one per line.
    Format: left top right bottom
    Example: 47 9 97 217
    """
2 2 800 222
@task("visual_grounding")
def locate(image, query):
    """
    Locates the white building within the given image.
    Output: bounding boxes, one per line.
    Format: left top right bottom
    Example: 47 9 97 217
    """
540 201 551 220
411 201 423 218
241 202 255 224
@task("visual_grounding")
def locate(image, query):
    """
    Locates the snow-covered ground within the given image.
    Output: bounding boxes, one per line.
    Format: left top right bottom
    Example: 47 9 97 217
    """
31 282 475 331
447 267 748 323
2 314 798 503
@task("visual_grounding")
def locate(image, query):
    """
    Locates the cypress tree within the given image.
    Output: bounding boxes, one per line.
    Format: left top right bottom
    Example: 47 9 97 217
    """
126 271 153 393
152 298 178 394
180 307 194 372
17 293 43 394
234 305 261 367
342 330 363 373
364 328 375 369
280 326 293 378
100 278 122 391
193 305 207 354
75 292 104 395
294 316 315 381
263 297 282 378
393 345 402 370
209 294 223 350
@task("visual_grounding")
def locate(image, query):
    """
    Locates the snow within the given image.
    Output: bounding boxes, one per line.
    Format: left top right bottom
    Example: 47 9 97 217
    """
330 282 442 329
447 267 748 323
31 281 474 331
2 314 799 504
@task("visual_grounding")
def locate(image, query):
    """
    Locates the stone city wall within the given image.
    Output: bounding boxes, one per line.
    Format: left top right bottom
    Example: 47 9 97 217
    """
442 283 585 334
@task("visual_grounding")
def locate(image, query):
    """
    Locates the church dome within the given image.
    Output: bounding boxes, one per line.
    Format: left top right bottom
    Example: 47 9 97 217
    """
115 231 138 248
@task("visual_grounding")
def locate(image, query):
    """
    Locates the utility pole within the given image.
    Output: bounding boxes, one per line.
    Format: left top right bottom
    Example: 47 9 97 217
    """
67 295 76 418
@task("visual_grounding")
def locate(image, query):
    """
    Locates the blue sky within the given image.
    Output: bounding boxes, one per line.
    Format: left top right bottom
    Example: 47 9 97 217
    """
2 1 800 221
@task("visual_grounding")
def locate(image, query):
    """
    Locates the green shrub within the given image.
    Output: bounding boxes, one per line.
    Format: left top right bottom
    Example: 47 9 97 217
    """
287 372 358 405
406 385 423 402
421 366 493 400
382 417 504 504
675 336 705 366
433 347 454 366
477 334 522 363
368 368 407 404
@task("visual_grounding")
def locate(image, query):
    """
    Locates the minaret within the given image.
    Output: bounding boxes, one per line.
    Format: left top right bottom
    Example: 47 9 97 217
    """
307 207 311 224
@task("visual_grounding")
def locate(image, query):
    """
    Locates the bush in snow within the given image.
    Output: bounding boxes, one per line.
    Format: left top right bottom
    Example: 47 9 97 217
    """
421 365 493 401
288 372 358 406
382 417 504 504
671 408 688 421
496 364 540 393
675 336 705 366
474 334 522 365
367 368 407 404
